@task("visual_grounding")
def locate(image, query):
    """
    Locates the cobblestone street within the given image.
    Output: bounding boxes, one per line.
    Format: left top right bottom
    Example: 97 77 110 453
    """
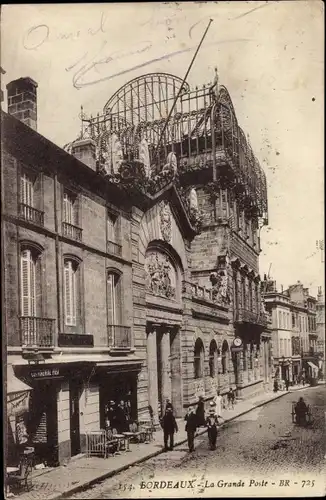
68 387 326 499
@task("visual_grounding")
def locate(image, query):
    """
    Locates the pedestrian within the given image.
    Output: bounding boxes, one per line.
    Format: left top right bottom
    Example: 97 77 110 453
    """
116 400 128 433
161 407 178 451
285 379 290 391
206 403 219 450
214 391 223 419
196 396 206 427
163 398 174 414
227 388 235 409
273 379 279 392
185 406 197 452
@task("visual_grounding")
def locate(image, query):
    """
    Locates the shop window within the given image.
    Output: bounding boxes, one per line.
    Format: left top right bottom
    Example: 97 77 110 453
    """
209 340 218 378
194 338 204 379
20 246 42 317
107 271 122 326
64 258 81 327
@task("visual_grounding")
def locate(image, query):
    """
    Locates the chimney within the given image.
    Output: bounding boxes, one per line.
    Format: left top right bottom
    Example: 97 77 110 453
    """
6 77 38 131
71 138 96 171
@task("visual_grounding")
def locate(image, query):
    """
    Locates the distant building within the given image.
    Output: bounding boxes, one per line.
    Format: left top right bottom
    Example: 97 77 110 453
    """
263 279 319 383
316 286 325 377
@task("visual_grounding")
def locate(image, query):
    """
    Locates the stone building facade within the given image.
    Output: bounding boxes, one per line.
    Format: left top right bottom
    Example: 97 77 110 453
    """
263 279 319 383
3 71 272 466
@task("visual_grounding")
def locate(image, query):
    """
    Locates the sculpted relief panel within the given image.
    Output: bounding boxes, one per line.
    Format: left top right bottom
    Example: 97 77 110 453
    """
145 251 177 300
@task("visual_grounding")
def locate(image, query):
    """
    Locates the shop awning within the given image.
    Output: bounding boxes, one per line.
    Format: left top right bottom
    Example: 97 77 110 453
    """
307 361 318 371
7 365 32 416
7 365 32 395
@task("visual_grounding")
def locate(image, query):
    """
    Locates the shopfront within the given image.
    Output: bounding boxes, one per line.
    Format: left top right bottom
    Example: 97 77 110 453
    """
6 365 32 467
98 363 141 429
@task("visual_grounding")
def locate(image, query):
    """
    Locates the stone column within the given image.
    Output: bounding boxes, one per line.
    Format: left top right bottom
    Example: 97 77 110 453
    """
147 328 159 424
160 330 172 409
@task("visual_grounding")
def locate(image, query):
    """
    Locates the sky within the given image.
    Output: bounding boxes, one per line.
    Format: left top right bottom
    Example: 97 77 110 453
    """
1 1 324 296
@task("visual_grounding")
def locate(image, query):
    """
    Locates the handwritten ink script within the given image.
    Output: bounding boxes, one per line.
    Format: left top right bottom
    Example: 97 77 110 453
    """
23 12 107 50
22 9 254 89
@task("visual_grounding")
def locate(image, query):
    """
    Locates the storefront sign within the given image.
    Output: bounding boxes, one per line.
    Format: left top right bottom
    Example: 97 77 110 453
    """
30 368 61 379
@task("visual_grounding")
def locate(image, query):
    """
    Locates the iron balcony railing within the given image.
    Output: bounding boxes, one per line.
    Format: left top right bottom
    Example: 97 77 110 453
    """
62 222 82 242
107 240 122 256
107 325 132 348
19 203 44 226
234 308 268 327
20 316 55 348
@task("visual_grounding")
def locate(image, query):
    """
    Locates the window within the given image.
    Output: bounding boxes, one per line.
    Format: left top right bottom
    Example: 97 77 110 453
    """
107 272 122 326
63 192 78 225
209 340 218 378
280 339 284 356
21 173 34 207
241 277 246 309
248 280 253 311
278 311 282 329
64 259 79 326
107 211 118 242
194 338 205 379
221 340 229 374
233 272 239 311
21 248 38 316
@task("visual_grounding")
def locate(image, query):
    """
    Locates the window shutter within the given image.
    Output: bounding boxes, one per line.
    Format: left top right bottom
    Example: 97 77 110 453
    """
107 215 114 242
107 274 114 325
71 264 77 325
64 261 72 325
21 174 34 206
21 249 36 316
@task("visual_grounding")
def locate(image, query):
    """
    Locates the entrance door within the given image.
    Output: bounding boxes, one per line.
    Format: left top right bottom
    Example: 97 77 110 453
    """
70 381 81 456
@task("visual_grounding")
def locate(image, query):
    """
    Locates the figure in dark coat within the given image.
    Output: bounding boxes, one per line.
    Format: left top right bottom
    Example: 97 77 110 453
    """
206 408 219 450
185 407 197 452
161 408 178 451
196 396 206 427
295 397 308 426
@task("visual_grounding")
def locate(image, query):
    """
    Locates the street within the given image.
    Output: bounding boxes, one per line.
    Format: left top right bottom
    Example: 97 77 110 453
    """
68 386 326 499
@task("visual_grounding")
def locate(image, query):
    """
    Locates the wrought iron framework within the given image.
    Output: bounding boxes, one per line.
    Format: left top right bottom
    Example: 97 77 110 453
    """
70 71 268 221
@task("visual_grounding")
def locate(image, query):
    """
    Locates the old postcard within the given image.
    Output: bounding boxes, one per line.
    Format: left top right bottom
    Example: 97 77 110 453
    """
1 1 325 498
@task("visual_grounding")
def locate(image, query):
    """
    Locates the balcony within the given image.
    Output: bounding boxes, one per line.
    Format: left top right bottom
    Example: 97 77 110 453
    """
234 308 268 327
19 203 44 226
20 316 55 348
107 325 132 349
107 240 122 256
62 222 82 242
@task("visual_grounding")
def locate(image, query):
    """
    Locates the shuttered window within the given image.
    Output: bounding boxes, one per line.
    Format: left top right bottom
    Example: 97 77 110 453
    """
107 273 121 325
21 174 34 207
64 260 77 326
63 192 77 225
21 249 36 317
107 213 116 242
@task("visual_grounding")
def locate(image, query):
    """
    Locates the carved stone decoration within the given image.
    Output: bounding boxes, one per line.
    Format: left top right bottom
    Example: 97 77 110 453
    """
159 202 172 243
139 137 151 178
99 132 123 175
189 188 199 211
162 152 177 176
210 253 231 306
145 251 176 299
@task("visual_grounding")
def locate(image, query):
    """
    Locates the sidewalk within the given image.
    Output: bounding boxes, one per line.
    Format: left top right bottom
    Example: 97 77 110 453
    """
9 384 314 500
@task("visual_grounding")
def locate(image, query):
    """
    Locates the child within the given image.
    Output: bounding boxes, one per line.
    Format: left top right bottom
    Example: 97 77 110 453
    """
206 405 219 450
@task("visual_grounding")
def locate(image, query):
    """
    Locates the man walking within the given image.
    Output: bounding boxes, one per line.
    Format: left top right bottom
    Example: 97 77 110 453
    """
196 395 206 427
161 407 178 451
185 406 197 452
